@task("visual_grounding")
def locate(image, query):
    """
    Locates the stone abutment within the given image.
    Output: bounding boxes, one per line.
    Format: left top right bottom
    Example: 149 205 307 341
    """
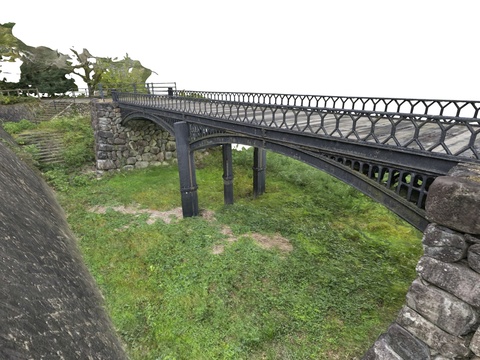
364 162 480 359
90 100 177 172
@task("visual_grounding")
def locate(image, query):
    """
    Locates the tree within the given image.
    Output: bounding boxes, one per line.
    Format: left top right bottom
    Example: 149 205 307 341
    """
70 49 154 96
69 48 104 97
19 58 77 96
1 23 155 96
1 22 33 87
96 54 153 93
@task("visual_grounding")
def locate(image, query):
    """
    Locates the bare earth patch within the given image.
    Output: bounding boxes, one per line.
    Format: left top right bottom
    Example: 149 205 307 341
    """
88 205 292 254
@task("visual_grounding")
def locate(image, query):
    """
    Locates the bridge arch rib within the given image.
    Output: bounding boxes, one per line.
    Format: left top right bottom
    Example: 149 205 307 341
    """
120 109 176 136
188 134 430 230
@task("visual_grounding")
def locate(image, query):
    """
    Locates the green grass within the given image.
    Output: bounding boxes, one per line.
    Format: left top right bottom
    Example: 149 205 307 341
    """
49 146 422 360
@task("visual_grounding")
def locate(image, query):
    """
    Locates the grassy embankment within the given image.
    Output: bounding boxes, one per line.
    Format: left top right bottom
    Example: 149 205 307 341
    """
2 115 423 359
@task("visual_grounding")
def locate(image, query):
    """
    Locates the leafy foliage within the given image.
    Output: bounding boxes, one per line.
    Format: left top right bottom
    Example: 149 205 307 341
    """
1 118 37 134
97 54 153 93
19 53 77 95
0 23 154 96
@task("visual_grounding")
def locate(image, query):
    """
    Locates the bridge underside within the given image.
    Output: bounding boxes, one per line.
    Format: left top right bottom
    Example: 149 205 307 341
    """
174 122 435 231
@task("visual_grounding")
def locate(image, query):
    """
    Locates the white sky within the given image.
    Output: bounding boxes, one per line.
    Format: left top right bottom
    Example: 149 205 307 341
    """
1 0 478 100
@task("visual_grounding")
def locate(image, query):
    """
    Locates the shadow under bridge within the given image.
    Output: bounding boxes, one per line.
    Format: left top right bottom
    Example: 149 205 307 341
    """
112 90 480 231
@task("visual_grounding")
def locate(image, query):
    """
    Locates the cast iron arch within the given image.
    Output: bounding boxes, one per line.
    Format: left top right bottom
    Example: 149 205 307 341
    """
190 134 428 230
120 110 176 136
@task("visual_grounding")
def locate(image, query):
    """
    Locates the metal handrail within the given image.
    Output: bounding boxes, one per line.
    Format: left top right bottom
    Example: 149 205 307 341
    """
172 90 480 120
0 88 40 98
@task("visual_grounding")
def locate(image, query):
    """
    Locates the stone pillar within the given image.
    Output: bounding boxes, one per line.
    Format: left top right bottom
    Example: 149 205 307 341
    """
253 147 266 198
174 121 199 217
363 163 480 359
222 144 234 205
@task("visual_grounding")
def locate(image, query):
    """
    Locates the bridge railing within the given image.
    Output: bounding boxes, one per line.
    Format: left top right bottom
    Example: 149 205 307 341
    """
172 90 480 120
112 91 480 161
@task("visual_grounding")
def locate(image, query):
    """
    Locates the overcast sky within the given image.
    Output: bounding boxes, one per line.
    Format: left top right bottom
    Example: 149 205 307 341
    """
2 0 478 100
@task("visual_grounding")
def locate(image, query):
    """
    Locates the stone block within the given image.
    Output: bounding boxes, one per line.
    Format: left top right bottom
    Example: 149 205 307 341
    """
425 171 480 234
96 159 115 170
126 157 137 165
362 334 403 360
416 256 480 307
470 328 480 356
469 244 480 274
396 306 471 358
97 130 114 139
422 224 467 262
385 323 430 359
406 278 478 336
135 161 149 169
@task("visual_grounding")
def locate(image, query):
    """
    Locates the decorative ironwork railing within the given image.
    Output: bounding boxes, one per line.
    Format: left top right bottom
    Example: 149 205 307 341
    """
173 90 480 119
113 91 480 161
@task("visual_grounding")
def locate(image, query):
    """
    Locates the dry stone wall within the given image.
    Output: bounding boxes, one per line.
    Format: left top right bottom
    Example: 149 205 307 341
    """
91 100 177 172
364 163 480 359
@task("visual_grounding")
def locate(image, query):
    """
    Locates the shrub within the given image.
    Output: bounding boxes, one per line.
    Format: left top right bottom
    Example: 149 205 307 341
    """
1 119 37 134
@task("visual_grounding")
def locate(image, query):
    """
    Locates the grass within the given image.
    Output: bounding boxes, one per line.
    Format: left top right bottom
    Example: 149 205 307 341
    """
2 116 423 358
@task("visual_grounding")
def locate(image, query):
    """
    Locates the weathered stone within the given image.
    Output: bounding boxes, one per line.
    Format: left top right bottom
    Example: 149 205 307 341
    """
416 256 480 307
466 234 480 244
126 157 137 165
135 161 149 169
166 140 176 151
447 162 480 178
396 306 471 358
385 323 430 359
96 159 116 170
97 151 108 160
405 278 478 336
97 130 114 139
113 137 126 145
470 328 480 356
362 334 403 360
142 153 157 162
425 175 480 234
122 165 134 171
97 143 114 151
422 224 467 262
468 244 480 274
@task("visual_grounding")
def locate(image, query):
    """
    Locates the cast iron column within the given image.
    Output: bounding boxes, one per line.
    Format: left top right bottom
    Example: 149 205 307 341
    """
253 147 266 198
174 121 199 217
222 144 234 205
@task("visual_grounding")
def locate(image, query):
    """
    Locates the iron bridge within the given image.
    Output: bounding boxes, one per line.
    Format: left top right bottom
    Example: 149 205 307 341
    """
112 89 480 231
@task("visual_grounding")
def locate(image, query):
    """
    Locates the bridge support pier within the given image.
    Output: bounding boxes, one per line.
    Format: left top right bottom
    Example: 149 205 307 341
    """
174 121 199 217
222 144 234 205
253 147 266 198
